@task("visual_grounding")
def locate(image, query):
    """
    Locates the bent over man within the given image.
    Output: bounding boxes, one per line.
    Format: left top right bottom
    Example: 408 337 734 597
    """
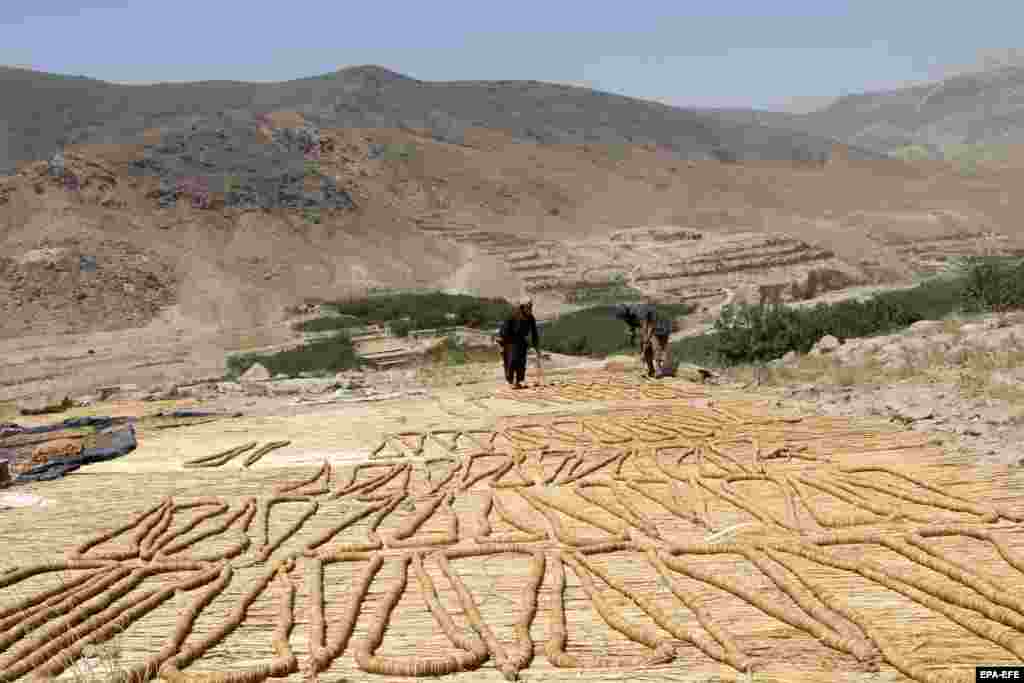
497 299 540 389
615 303 672 378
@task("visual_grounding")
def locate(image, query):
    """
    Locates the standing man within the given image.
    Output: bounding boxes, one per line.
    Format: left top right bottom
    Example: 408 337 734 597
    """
497 299 540 389
615 304 672 378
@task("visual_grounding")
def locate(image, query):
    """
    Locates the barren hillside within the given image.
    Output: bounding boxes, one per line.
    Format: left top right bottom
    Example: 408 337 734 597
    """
4 66 1024 398
3 116 1024 339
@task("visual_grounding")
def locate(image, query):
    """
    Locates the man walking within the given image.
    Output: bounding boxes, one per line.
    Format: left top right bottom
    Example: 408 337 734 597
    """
497 299 540 389
615 304 672 378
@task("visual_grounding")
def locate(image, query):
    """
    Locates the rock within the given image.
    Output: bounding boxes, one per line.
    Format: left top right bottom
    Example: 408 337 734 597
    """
887 403 934 423
267 378 337 396
909 320 946 335
960 320 998 335
240 362 272 382
978 406 1016 426
675 364 717 383
243 382 269 397
18 395 73 416
961 423 991 437
94 386 118 401
929 333 956 349
992 368 1024 386
899 337 930 355
882 356 911 370
216 382 245 394
781 350 797 364
813 335 841 354
145 382 179 401
974 328 1020 352
604 355 641 372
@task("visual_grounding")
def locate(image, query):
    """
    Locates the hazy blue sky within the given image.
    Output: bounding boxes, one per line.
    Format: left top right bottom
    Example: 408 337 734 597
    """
2 1 1024 111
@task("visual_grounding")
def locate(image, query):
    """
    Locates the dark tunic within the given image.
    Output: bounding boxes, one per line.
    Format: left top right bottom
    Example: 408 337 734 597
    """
615 304 671 336
499 313 540 383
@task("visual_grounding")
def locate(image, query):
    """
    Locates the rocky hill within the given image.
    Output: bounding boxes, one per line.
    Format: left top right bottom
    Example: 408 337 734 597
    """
773 64 1024 156
4 64 1024 396
0 64 882 176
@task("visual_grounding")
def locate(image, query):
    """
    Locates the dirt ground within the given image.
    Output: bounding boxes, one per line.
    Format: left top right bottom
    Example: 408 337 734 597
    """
2 363 1022 683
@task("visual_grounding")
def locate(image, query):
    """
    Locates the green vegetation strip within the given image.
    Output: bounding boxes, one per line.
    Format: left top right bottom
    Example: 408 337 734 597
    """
302 292 513 336
672 256 1024 366
542 304 695 357
226 336 361 379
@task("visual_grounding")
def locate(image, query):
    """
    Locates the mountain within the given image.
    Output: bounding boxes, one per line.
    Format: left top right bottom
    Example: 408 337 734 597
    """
0 64 881 175
792 65 1024 155
3 63 1024 394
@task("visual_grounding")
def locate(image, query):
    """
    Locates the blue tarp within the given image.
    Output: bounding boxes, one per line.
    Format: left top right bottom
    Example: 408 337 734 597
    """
154 410 242 418
3 411 238 483
14 425 137 482
12 416 116 435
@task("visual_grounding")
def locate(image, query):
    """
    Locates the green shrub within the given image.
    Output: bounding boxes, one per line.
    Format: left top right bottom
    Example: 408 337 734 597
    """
391 319 413 338
226 334 359 378
671 258 1024 367
958 256 1024 312
319 292 513 332
445 332 467 366
891 145 935 162
563 274 644 304
670 332 725 367
542 304 695 357
303 207 321 224
381 143 416 162
293 314 361 332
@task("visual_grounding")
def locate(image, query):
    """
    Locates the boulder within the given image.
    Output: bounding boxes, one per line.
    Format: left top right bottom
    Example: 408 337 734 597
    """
243 382 270 397
240 362 272 382
18 395 73 416
960 320 998 335
978 406 1016 426
781 350 798 364
973 328 1020 352
144 382 179 401
267 378 337 396
812 335 841 354
675 364 717 383
909 320 946 335
603 355 641 372
887 403 935 423
96 386 121 401
216 382 245 394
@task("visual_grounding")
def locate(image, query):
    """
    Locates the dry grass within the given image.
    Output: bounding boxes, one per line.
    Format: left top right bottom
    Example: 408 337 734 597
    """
4 377 1024 682
5 570 141 683
731 337 1024 412
0 401 19 423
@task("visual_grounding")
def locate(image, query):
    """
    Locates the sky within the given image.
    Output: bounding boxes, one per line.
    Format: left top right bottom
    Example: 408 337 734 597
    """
3 1 1024 112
